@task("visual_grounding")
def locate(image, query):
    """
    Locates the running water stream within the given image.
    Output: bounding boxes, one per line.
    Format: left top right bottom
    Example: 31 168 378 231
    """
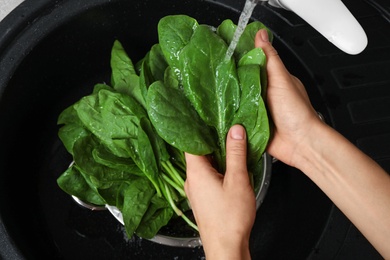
225 0 259 60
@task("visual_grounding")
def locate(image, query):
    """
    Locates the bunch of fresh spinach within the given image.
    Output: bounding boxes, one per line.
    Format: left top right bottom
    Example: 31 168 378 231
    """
57 15 272 240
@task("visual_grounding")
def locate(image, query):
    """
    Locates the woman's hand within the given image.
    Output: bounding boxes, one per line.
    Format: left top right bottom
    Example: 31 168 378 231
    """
256 29 390 259
255 29 324 167
185 125 255 260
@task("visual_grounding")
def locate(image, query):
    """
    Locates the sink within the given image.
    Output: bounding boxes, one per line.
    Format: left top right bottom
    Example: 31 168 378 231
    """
0 0 333 258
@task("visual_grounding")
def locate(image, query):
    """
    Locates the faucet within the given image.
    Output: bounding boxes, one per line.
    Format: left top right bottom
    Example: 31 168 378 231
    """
254 0 368 55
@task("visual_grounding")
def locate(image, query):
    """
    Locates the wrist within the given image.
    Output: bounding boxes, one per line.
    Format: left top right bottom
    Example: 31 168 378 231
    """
292 120 334 175
202 233 251 260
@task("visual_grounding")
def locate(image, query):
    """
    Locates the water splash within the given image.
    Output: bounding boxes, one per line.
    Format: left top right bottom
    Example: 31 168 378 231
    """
225 0 258 61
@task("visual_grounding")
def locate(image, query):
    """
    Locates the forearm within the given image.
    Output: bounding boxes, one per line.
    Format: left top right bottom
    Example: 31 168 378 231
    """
295 122 390 258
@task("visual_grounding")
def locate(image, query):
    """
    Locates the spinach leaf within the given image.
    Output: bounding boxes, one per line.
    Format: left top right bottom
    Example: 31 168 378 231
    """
73 134 136 184
139 116 170 163
57 105 81 125
57 104 89 155
136 195 173 239
238 48 268 100
158 15 198 72
111 40 137 82
147 80 217 155
238 48 266 68
148 44 169 82
97 182 123 206
58 123 89 155
92 83 114 94
164 66 180 90
139 56 154 103
57 165 106 206
234 64 269 166
121 177 155 237
57 14 272 240
179 25 240 129
74 88 146 158
217 20 270 100
92 144 144 176
217 19 272 61
133 117 162 196
138 44 169 104
158 17 241 170
111 40 146 108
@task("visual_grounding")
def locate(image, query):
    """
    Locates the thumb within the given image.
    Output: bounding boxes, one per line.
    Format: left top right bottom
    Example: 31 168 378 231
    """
254 29 278 58
255 29 291 80
224 125 249 185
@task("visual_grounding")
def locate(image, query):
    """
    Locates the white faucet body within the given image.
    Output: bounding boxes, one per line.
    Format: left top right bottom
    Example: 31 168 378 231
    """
257 0 368 55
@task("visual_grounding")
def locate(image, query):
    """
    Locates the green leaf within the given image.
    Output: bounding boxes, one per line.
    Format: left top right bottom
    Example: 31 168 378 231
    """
139 56 153 96
238 48 268 98
176 24 240 170
57 105 82 125
147 81 217 155
139 116 170 163
110 40 146 107
138 44 170 107
238 48 266 68
217 20 272 61
134 118 162 196
234 64 269 165
164 66 180 90
92 83 113 94
58 123 89 155
92 144 144 176
158 15 198 71
122 177 155 238
136 195 173 239
179 25 239 127
57 165 106 206
148 44 168 82
110 40 136 86
74 88 147 157
56 15 273 240
97 182 123 206
73 134 137 184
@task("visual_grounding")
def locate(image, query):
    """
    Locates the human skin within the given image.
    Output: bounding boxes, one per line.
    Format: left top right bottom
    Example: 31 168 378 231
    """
185 125 254 260
184 29 390 259
255 29 390 259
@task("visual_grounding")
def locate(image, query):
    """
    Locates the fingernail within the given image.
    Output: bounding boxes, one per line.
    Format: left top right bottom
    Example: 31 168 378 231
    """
230 125 245 140
260 29 269 43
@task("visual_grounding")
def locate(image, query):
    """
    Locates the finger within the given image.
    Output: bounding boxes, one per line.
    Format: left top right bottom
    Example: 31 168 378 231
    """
224 125 249 185
185 153 221 182
254 29 278 58
185 153 213 175
255 29 292 82
184 153 222 199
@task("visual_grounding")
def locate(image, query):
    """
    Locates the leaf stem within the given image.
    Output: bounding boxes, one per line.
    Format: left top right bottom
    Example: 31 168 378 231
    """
161 173 186 198
162 180 198 232
161 161 185 187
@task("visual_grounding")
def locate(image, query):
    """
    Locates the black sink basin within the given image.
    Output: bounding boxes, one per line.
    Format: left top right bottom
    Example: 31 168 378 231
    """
1 0 388 259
